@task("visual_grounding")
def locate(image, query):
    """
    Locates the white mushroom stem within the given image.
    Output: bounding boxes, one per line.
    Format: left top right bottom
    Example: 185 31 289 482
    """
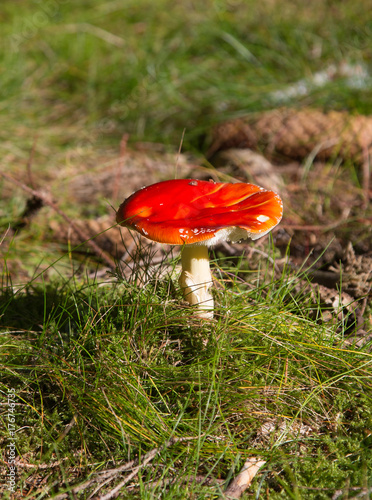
178 244 214 319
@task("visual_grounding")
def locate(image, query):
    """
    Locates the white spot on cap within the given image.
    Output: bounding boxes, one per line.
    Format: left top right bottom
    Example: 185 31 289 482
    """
257 215 270 223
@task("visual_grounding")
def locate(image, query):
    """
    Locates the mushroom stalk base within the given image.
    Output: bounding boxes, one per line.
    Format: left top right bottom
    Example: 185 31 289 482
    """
179 245 214 319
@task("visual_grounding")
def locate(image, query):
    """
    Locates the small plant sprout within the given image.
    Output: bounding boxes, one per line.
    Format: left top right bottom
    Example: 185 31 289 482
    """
116 179 283 318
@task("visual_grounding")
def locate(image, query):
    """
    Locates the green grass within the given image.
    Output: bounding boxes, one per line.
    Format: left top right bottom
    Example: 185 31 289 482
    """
1 0 372 498
1 246 371 498
1 0 372 157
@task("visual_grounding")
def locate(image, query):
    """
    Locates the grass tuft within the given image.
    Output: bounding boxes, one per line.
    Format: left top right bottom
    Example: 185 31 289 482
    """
1 239 371 498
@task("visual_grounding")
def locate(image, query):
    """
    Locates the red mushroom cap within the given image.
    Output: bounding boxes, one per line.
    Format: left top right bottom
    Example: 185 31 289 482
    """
116 179 283 245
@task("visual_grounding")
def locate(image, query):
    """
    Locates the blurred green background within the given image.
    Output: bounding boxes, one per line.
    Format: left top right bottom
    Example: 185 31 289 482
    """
2 0 372 156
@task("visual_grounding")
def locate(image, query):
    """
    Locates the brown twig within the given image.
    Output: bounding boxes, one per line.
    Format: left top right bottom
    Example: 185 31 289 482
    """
0 171 116 269
49 436 199 500
26 134 39 190
224 457 266 499
280 217 368 232
0 225 12 246
96 447 163 500
128 475 224 490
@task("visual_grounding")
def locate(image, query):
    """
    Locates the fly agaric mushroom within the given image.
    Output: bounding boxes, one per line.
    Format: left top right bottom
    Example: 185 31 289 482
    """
116 179 283 318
